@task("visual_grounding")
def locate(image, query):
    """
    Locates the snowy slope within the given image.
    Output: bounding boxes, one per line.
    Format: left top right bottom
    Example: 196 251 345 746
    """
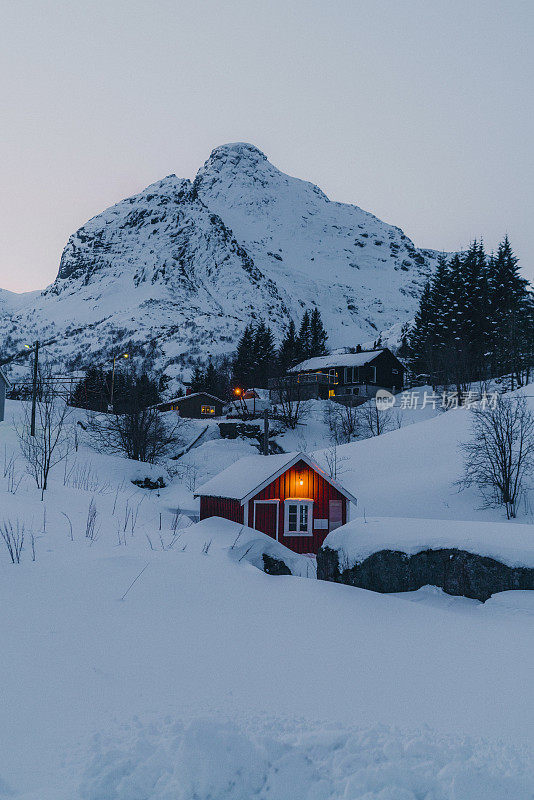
312 385 534 524
0 398 533 797
0 144 446 386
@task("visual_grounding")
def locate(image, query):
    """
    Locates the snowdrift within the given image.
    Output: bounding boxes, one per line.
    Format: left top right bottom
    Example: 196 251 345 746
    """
80 716 534 800
186 517 315 577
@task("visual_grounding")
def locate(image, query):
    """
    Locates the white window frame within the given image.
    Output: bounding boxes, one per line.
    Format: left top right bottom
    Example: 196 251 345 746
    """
284 499 313 536
369 366 377 383
253 499 280 541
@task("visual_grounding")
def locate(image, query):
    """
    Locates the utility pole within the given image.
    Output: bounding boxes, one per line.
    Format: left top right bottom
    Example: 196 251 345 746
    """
109 351 129 411
109 353 116 412
30 340 39 437
263 409 269 456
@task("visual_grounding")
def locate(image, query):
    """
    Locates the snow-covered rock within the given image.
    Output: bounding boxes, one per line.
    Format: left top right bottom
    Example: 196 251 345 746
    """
317 517 534 601
0 143 447 388
321 517 534 570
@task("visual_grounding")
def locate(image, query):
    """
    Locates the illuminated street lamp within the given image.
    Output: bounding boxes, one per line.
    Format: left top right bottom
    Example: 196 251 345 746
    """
109 352 130 411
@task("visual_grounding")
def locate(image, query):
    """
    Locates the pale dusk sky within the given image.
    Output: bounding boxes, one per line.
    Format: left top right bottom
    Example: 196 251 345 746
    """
1 0 533 292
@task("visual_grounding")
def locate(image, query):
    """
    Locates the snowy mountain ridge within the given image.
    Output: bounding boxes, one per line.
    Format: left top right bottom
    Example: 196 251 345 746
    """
0 143 445 384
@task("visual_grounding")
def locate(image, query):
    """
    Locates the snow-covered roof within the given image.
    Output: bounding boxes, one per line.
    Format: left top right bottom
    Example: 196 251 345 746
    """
161 392 224 405
0 367 10 388
290 350 385 373
195 451 357 505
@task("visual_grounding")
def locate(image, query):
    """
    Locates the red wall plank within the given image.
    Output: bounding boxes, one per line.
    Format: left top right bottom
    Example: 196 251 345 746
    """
199 496 243 524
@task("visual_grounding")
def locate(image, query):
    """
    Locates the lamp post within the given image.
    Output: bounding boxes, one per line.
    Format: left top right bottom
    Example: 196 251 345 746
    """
233 386 247 416
24 341 39 437
109 352 129 411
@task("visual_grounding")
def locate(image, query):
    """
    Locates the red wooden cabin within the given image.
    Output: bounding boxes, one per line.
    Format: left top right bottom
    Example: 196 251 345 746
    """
195 452 357 554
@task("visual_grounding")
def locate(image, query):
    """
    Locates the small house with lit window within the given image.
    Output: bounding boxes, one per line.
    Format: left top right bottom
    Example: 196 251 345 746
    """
195 452 357 554
156 392 224 419
269 347 405 403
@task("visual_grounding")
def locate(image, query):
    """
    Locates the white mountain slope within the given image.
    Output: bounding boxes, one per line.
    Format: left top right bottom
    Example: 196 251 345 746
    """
0 143 445 384
195 143 441 339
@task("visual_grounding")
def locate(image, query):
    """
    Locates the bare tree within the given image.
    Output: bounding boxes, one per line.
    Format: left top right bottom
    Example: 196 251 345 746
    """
0 520 26 563
324 400 361 444
357 399 395 438
270 378 308 429
85 497 99 541
324 443 349 479
17 364 72 498
87 406 183 463
459 394 534 519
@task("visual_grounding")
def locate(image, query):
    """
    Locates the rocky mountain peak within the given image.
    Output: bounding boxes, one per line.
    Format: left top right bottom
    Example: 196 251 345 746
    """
0 144 448 389
199 142 269 174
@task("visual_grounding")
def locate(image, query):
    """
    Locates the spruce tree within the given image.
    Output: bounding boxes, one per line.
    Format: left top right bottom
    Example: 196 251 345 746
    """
296 310 311 361
460 241 491 380
489 236 529 383
232 324 256 389
278 319 299 373
410 235 531 389
70 366 109 411
309 308 328 357
203 360 219 395
409 281 434 379
189 363 206 393
252 322 276 387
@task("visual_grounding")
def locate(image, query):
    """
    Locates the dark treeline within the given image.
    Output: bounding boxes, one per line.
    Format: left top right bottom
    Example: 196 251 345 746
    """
190 308 328 397
70 366 161 412
409 237 534 391
232 307 328 390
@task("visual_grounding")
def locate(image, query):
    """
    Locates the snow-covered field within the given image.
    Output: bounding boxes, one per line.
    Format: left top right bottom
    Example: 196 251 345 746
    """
0 392 533 798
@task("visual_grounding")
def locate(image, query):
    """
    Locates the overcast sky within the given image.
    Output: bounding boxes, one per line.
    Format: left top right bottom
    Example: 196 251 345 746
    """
1 0 533 293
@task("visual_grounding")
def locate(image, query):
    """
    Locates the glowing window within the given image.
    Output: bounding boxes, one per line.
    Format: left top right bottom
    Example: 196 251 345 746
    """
201 405 215 415
284 500 313 536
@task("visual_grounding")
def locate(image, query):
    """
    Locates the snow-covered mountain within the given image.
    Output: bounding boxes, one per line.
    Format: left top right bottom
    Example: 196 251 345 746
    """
0 143 445 384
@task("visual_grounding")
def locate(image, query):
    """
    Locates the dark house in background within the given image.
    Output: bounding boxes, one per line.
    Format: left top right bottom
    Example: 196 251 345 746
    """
157 392 225 419
0 368 10 422
269 347 405 403
195 451 357 555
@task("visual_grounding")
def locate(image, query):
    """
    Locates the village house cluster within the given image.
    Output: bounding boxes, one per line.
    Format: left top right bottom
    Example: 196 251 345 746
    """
156 347 406 420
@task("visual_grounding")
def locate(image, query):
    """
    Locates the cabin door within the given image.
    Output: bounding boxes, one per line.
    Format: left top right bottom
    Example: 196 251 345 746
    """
253 500 279 540
329 499 343 531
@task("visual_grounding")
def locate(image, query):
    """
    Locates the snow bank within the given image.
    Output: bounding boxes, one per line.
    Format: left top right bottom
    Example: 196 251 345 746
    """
323 517 534 569
79 716 534 800
186 517 315 577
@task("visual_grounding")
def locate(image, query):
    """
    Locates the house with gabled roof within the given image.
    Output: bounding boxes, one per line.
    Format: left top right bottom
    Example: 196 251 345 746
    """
156 392 225 418
195 451 357 554
269 347 405 403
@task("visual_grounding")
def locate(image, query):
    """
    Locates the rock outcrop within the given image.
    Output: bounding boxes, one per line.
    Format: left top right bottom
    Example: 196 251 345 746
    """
317 545 534 602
